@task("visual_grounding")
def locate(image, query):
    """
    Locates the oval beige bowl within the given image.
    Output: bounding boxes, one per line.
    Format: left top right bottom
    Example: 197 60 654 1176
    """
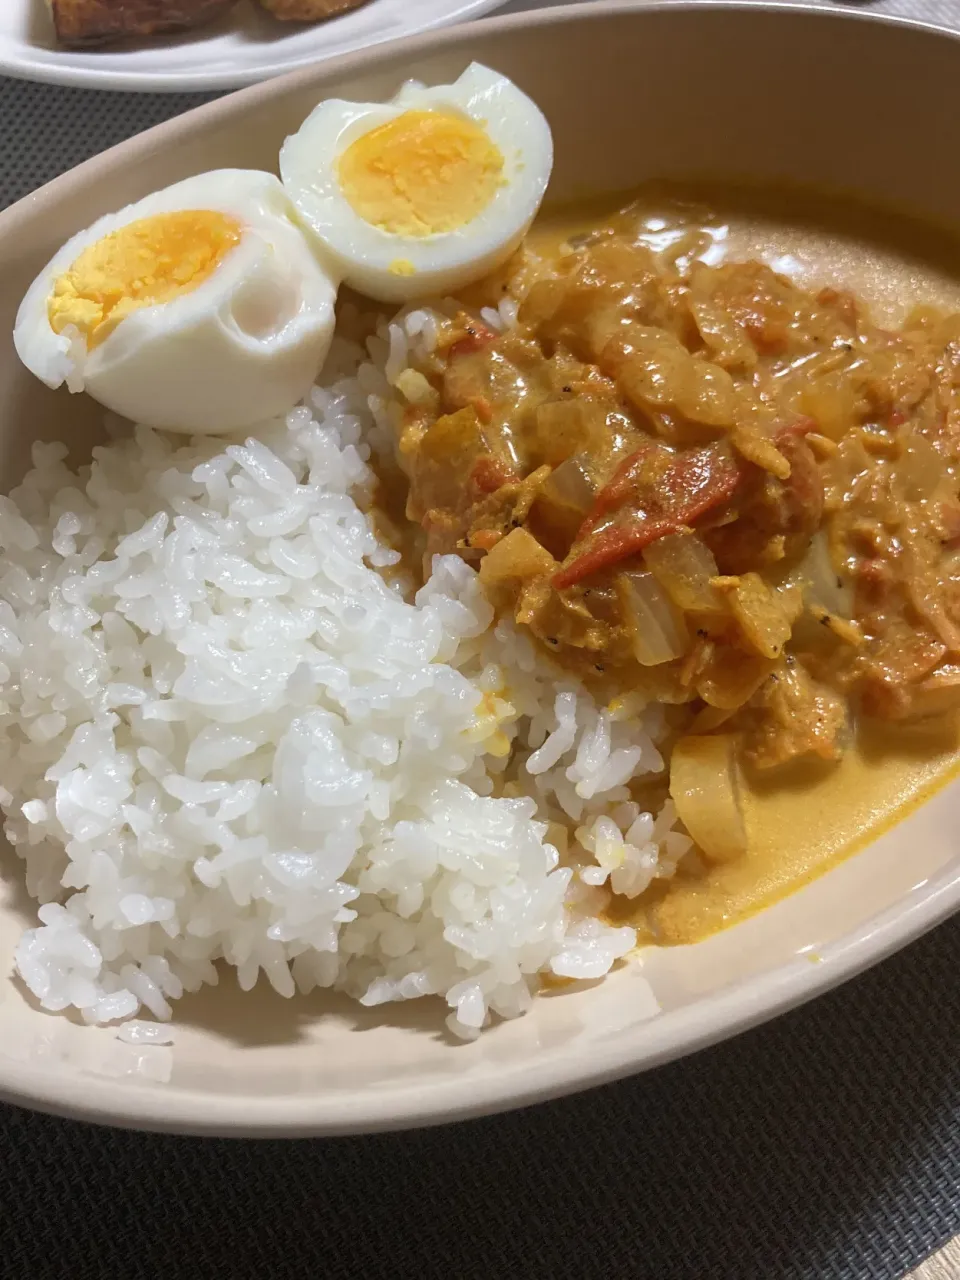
1 1 959 1137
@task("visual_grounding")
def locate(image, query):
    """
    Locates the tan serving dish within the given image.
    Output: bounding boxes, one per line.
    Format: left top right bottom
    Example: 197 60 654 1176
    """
0 1 957 1135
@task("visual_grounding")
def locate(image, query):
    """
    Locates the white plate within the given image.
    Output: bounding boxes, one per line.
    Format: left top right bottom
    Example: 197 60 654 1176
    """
0 2 958 1137
0 0 505 92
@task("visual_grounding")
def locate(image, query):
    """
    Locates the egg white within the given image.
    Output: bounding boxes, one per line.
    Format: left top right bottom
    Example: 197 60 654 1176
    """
14 170 339 435
279 63 554 304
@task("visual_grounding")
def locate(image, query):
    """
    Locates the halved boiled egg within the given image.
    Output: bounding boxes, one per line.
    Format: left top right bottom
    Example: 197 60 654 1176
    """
14 170 338 435
279 63 553 304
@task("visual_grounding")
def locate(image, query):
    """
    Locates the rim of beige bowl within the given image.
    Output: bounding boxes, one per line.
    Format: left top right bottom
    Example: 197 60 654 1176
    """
0 0 958 1137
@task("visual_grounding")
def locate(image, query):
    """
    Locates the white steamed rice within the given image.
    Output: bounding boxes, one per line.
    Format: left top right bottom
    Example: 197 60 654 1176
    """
0 306 688 1040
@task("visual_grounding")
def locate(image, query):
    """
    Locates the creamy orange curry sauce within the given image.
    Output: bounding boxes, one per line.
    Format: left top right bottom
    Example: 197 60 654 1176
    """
377 184 960 944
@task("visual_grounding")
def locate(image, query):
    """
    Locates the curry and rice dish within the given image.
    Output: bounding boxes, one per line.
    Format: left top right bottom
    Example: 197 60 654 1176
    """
3 65 960 1039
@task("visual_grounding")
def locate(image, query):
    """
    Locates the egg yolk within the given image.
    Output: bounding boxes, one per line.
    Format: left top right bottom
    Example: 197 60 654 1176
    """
47 210 243 349
337 109 504 238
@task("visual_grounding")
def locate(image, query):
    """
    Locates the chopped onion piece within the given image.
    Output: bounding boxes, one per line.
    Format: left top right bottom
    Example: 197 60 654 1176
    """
535 403 604 466
898 434 944 502
727 572 792 659
676 360 738 427
617 569 690 666
697 650 776 710
518 277 566 327
644 531 724 614
799 380 859 441
540 454 596 515
793 530 853 620
479 528 556 587
688 266 757 370
669 734 747 863
689 704 736 734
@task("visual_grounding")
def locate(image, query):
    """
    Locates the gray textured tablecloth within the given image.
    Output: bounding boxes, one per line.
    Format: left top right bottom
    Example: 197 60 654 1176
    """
1 4 959 1278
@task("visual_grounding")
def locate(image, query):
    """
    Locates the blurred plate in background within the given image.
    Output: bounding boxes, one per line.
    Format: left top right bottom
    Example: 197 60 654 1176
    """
0 0 504 92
